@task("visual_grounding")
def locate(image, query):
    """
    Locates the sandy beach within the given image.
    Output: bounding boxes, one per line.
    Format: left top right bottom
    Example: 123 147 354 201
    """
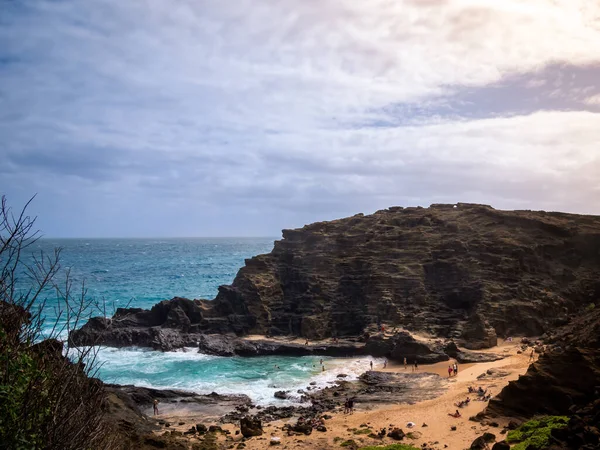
158 338 533 449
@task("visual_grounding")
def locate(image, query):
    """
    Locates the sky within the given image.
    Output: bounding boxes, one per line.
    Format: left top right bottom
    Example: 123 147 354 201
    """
1 0 599 238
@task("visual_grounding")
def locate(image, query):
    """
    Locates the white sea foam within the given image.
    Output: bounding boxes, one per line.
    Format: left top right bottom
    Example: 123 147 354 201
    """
92 347 383 405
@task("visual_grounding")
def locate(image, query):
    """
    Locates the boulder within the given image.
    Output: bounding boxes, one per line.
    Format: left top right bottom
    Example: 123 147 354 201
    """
387 428 405 440
240 416 263 437
491 442 510 450
469 432 495 449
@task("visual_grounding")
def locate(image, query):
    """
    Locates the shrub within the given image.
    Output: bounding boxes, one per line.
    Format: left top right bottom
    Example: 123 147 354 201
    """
506 416 569 450
0 196 118 450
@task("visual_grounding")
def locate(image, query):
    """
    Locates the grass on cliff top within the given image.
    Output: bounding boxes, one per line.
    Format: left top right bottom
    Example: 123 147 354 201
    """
506 416 569 450
358 445 420 450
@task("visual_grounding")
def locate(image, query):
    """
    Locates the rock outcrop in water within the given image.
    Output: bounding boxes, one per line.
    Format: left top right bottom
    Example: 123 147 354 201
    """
72 203 600 351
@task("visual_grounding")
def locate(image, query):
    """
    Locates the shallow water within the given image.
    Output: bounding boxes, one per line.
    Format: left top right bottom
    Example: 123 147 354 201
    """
95 347 380 404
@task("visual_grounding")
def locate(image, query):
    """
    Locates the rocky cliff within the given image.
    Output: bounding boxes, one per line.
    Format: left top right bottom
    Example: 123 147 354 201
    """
72 203 600 350
481 308 600 449
485 307 600 421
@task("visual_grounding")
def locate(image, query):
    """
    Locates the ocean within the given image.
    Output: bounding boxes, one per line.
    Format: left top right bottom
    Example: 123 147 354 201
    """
26 238 373 404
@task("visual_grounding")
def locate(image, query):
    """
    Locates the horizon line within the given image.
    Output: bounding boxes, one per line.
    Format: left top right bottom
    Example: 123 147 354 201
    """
39 236 280 240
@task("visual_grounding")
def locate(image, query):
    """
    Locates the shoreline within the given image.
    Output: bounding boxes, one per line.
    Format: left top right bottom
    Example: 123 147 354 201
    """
149 339 533 449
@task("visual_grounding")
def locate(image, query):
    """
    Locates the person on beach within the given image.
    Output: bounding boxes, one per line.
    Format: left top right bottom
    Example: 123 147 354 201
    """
370 360 373 370
320 358 323 365
305 339 309 346
448 365 453 377
322 365 325 372
413 360 418 371
448 409 461 418
529 350 535 362
403 357 407 370
453 362 458 376
348 398 355 414
153 399 159 416
383 358 387 369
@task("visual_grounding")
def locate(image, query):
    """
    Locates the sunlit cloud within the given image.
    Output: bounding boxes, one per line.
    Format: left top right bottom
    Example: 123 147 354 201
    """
0 0 599 237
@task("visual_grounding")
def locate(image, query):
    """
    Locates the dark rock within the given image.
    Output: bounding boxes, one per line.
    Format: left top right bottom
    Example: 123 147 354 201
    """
72 206 600 351
387 428 405 440
196 424 207 434
491 442 510 450
470 432 496 449
208 425 223 433
450 426 457 431
485 309 600 420
240 416 263 437
316 425 327 432
274 391 288 400
292 422 312 435
144 437 167 448
507 420 520 430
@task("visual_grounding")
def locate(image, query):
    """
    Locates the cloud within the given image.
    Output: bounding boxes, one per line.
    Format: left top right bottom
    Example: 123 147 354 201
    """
0 0 599 237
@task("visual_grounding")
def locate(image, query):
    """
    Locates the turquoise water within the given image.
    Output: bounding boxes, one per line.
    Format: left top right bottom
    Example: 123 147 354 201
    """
31 238 275 317
25 238 374 403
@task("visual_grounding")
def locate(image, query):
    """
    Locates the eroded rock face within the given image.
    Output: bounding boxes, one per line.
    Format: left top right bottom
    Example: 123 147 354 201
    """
484 309 600 420
72 204 600 349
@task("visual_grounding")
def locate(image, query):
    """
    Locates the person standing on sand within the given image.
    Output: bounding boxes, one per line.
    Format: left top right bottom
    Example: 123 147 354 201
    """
153 399 159 416
305 339 309 346
413 360 418 371
383 359 387 369
403 357 407 370
448 365 453 377
370 360 373 370
453 362 458 376
529 350 535 362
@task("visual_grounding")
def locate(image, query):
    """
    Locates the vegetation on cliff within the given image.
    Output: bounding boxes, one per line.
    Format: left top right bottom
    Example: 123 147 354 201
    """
0 196 117 450
506 416 569 450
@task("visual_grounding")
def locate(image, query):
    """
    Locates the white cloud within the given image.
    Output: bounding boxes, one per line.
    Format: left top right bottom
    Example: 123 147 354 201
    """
0 0 599 236
584 94 600 105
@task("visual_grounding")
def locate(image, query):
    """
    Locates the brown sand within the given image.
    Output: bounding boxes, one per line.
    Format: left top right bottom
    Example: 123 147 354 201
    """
160 339 533 449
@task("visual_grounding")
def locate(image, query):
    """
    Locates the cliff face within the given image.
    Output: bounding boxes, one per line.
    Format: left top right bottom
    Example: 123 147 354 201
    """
483 308 600 449
205 203 600 347
71 203 600 350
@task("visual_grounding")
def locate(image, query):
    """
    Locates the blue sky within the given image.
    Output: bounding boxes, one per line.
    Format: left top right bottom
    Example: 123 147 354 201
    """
1 0 599 237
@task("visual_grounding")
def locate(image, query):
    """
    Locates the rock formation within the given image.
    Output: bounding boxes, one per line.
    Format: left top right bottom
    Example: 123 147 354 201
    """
485 307 600 421
72 203 600 351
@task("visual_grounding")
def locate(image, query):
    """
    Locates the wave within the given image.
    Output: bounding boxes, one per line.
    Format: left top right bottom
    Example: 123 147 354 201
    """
92 347 380 405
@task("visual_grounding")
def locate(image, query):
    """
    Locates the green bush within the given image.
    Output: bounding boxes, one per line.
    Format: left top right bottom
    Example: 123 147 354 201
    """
506 416 569 450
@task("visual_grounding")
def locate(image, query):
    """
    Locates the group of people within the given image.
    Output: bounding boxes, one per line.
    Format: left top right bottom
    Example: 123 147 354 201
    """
447 362 459 377
467 386 491 401
401 357 419 371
